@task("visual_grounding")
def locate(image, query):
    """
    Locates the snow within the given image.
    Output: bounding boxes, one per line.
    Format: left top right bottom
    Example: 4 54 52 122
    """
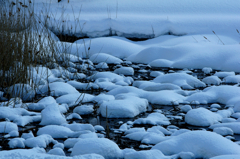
100 95 148 118
37 125 81 138
24 134 57 148
224 75 240 84
185 107 222 126
2 0 240 158
202 76 221 86
40 103 67 125
187 86 240 105
134 112 170 126
124 149 166 159
152 131 240 158
48 82 79 97
71 138 123 159
56 93 94 106
8 138 25 149
114 67 134 76
213 127 234 136
0 121 18 133
73 105 94 115
90 53 123 64
0 148 104 159
6 84 35 101
48 147 66 156
153 73 206 89
209 122 240 134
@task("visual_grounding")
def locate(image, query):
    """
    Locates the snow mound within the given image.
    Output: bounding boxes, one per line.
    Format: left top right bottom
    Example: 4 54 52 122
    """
152 131 240 158
37 125 80 138
71 138 123 159
100 95 148 118
209 122 240 134
114 67 134 76
0 121 18 133
0 148 104 159
90 53 123 64
149 59 173 68
73 105 94 115
24 134 57 148
49 82 79 97
185 107 222 126
7 84 35 101
124 149 166 159
40 103 67 125
187 86 240 105
134 113 170 126
56 93 94 106
153 73 206 89
202 76 221 86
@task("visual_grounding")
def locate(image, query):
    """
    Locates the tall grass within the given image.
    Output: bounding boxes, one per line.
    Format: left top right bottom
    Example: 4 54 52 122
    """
0 0 58 100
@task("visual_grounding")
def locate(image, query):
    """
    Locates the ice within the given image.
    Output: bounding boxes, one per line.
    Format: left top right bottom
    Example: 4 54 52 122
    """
210 122 240 134
185 107 222 126
71 138 123 159
152 131 240 158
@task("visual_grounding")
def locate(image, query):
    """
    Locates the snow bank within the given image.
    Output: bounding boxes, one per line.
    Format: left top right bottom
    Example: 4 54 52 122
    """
152 131 240 158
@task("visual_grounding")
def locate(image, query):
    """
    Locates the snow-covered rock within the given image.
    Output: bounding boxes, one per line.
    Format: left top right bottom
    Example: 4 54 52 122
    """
71 138 123 159
152 131 240 158
185 107 222 126
114 67 134 76
153 73 206 89
40 103 67 125
210 122 240 134
134 113 170 126
100 96 148 118
202 76 221 86
90 53 123 64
